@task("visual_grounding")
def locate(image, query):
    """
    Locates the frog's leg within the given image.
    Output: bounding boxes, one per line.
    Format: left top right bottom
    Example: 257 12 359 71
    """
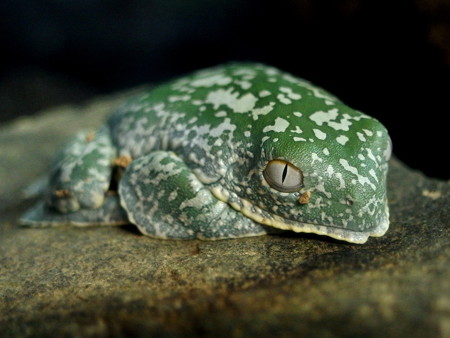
119 151 272 240
21 127 129 226
46 127 116 213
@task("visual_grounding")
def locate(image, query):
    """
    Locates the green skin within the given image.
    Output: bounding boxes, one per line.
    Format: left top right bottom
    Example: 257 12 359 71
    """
21 63 392 243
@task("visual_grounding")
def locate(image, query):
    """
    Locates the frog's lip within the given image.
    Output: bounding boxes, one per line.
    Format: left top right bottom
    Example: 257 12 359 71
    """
210 186 389 244
238 198 389 244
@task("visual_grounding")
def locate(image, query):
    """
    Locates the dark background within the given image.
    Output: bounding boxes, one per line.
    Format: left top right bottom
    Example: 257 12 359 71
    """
1 0 449 179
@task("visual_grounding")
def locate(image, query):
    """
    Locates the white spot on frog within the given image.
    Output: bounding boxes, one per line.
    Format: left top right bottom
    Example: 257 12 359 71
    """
369 169 379 182
261 136 270 144
236 80 252 90
366 148 378 164
180 190 211 210
277 94 292 105
280 87 302 100
313 129 327 140
168 95 191 102
291 126 303 134
339 159 376 190
357 132 367 142
251 102 275 120
188 117 198 124
326 165 335 177
311 153 323 164
335 172 346 190
214 111 227 117
310 108 339 125
314 181 332 198
209 118 236 137
206 88 257 113
363 129 374 137
309 108 354 131
190 74 232 87
259 90 271 97
336 135 349 145
168 190 178 201
263 117 290 133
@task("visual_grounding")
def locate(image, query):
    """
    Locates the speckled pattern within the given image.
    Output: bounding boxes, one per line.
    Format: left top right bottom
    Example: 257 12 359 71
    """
21 63 392 243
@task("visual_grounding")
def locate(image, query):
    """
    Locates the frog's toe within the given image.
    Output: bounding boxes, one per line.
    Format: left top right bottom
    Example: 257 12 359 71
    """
48 189 81 213
48 182 107 213
75 184 107 209
21 194 128 227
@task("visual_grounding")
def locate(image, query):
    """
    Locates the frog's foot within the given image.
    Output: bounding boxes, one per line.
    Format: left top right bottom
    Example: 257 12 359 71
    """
20 194 129 226
119 151 272 240
46 128 117 213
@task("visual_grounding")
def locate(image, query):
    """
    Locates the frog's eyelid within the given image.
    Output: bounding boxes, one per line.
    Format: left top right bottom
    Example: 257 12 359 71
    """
263 160 303 193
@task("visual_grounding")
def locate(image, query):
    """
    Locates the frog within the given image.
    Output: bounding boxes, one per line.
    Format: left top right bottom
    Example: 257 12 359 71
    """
21 63 392 243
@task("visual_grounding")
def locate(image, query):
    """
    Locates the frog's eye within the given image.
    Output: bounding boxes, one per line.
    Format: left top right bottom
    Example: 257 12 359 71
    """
263 160 303 193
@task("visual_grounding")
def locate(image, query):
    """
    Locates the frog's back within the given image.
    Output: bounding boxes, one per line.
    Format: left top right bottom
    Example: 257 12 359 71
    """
107 63 341 162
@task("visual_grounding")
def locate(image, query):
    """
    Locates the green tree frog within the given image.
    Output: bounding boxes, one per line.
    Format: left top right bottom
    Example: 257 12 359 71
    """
21 63 392 243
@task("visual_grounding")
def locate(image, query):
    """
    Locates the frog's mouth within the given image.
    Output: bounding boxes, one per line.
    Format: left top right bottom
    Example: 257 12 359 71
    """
210 186 389 244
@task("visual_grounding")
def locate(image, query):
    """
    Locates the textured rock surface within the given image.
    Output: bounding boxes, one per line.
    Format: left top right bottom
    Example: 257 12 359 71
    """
0 91 449 337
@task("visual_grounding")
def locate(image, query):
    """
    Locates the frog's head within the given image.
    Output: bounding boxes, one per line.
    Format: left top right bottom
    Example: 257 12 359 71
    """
226 105 391 244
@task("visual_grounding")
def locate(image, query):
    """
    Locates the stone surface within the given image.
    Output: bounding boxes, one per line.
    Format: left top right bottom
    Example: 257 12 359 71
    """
0 90 449 337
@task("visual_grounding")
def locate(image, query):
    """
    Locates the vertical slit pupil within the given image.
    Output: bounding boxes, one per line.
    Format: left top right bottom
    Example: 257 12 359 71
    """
281 164 288 184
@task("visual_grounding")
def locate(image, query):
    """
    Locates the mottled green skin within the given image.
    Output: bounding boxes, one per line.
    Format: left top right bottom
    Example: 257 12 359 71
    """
21 63 391 243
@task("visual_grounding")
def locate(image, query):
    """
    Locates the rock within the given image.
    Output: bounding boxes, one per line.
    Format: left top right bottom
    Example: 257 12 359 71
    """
0 90 449 337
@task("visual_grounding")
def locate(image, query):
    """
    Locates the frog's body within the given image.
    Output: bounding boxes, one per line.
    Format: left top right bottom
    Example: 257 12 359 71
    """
21 63 392 243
